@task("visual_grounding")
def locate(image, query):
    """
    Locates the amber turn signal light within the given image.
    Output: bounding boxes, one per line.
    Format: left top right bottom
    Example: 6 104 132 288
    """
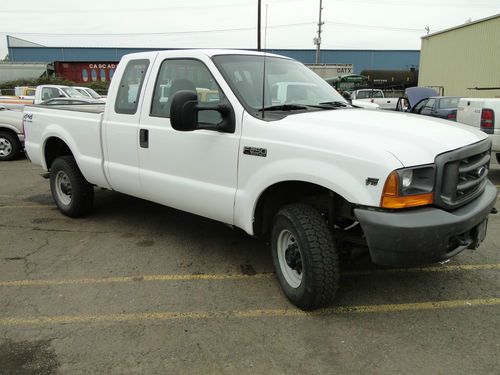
381 171 434 209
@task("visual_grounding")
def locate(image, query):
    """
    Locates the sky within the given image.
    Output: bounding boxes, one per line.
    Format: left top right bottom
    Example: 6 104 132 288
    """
1 0 499 59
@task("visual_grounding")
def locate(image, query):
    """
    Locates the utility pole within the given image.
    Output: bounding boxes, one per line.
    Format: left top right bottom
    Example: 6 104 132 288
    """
314 0 324 64
257 0 262 51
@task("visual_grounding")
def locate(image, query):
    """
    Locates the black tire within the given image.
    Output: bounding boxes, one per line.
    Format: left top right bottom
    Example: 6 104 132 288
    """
496 153 500 164
0 131 21 161
49 156 94 217
271 203 340 310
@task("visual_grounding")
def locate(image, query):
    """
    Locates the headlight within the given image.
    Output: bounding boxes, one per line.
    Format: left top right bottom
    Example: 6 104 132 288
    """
381 165 435 209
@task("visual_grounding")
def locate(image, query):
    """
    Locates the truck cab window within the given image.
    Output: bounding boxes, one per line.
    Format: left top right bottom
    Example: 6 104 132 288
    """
115 59 150 115
150 59 224 125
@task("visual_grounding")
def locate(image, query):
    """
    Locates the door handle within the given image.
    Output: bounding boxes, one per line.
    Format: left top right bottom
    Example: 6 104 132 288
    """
139 129 149 148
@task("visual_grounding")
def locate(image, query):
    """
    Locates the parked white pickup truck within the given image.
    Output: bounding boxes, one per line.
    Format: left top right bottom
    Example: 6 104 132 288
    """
24 50 497 310
33 85 104 105
457 98 500 163
0 104 24 160
350 89 399 110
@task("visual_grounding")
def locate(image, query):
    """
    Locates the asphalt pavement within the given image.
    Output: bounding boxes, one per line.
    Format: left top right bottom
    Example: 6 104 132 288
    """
0 158 499 374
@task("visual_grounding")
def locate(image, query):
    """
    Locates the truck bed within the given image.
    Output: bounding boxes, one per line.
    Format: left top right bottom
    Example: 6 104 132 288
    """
24 103 110 189
29 104 105 114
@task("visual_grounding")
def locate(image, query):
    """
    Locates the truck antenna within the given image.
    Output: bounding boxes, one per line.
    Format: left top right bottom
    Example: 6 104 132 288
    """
261 3 269 119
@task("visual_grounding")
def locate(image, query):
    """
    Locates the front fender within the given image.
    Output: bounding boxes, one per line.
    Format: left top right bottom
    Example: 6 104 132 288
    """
233 157 394 235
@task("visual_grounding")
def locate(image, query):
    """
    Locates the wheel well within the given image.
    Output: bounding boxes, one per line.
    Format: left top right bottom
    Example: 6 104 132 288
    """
253 181 354 237
0 127 19 140
44 137 73 169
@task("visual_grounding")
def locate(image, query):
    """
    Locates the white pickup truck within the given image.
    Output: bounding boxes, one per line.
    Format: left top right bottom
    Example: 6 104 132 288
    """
0 104 24 161
457 98 500 163
33 85 104 105
350 89 399 110
24 50 497 310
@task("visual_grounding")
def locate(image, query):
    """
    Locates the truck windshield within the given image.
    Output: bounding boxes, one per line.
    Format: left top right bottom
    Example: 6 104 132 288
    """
212 55 348 116
61 87 86 99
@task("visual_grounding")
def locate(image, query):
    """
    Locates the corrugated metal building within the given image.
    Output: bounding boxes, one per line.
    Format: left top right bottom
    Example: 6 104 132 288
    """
6 36 420 76
419 14 500 98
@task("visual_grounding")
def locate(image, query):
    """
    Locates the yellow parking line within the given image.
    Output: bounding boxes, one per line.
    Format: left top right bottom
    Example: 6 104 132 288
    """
0 205 52 209
0 264 498 287
0 298 498 326
0 273 274 287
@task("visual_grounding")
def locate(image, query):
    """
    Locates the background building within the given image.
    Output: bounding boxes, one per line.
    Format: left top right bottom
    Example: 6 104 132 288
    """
419 14 500 98
4 36 420 84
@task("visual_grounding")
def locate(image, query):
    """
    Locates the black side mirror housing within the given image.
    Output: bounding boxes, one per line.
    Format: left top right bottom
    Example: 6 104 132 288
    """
170 90 235 133
170 90 199 131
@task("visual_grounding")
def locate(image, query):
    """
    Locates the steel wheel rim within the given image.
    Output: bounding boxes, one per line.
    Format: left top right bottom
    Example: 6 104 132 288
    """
55 170 72 206
277 229 303 288
0 137 12 156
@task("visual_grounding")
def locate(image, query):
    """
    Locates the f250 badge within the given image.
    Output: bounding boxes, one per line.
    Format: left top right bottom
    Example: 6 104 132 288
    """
243 147 267 157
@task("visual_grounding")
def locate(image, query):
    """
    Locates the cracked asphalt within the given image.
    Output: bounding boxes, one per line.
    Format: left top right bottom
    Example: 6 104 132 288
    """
0 157 499 374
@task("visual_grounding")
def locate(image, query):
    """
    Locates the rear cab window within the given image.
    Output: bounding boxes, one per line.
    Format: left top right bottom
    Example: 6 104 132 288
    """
115 59 150 114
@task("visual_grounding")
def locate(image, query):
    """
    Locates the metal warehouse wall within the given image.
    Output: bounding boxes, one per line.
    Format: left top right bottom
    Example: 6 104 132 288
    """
419 15 500 98
7 46 419 74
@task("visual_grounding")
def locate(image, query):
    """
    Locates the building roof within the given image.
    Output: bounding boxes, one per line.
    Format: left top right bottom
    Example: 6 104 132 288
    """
422 13 500 39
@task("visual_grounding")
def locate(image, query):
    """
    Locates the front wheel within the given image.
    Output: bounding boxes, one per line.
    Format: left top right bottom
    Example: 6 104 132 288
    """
50 156 94 217
271 203 340 310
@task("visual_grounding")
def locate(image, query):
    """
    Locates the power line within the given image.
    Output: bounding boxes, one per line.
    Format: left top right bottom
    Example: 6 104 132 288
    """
338 0 500 8
0 20 428 38
0 0 299 14
327 21 424 33
0 22 315 37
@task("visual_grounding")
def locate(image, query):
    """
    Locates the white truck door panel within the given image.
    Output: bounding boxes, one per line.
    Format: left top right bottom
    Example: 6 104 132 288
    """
104 58 152 196
137 58 240 224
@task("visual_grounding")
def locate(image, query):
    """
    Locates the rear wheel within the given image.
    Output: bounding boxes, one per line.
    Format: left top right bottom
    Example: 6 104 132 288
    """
50 156 94 217
0 131 21 161
496 153 500 164
271 203 340 310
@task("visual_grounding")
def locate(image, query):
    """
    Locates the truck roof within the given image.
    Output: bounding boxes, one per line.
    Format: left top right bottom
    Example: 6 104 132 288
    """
122 49 289 60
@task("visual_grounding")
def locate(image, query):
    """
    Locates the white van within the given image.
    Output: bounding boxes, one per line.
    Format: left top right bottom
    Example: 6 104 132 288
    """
457 98 500 163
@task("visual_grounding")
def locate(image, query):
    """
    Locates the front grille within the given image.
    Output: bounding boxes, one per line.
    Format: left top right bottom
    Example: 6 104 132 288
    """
434 139 491 210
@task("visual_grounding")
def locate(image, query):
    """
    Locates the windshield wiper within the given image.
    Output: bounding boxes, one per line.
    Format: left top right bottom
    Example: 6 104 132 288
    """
318 101 348 108
258 104 308 112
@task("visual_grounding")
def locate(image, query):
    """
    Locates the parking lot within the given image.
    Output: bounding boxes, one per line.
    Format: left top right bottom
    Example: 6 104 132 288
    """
0 158 499 374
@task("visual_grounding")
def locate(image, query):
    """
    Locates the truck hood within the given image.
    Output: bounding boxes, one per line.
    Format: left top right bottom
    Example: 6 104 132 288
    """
406 87 439 108
280 108 488 166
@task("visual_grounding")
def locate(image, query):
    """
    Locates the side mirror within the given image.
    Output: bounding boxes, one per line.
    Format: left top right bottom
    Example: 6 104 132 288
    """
170 90 199 131
170 90 235 133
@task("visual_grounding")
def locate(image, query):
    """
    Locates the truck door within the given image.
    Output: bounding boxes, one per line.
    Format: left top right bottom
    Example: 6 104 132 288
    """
104 59 151 197
137 58 240 224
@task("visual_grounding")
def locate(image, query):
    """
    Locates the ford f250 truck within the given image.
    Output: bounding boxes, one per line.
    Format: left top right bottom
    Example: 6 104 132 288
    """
23 50 497 310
